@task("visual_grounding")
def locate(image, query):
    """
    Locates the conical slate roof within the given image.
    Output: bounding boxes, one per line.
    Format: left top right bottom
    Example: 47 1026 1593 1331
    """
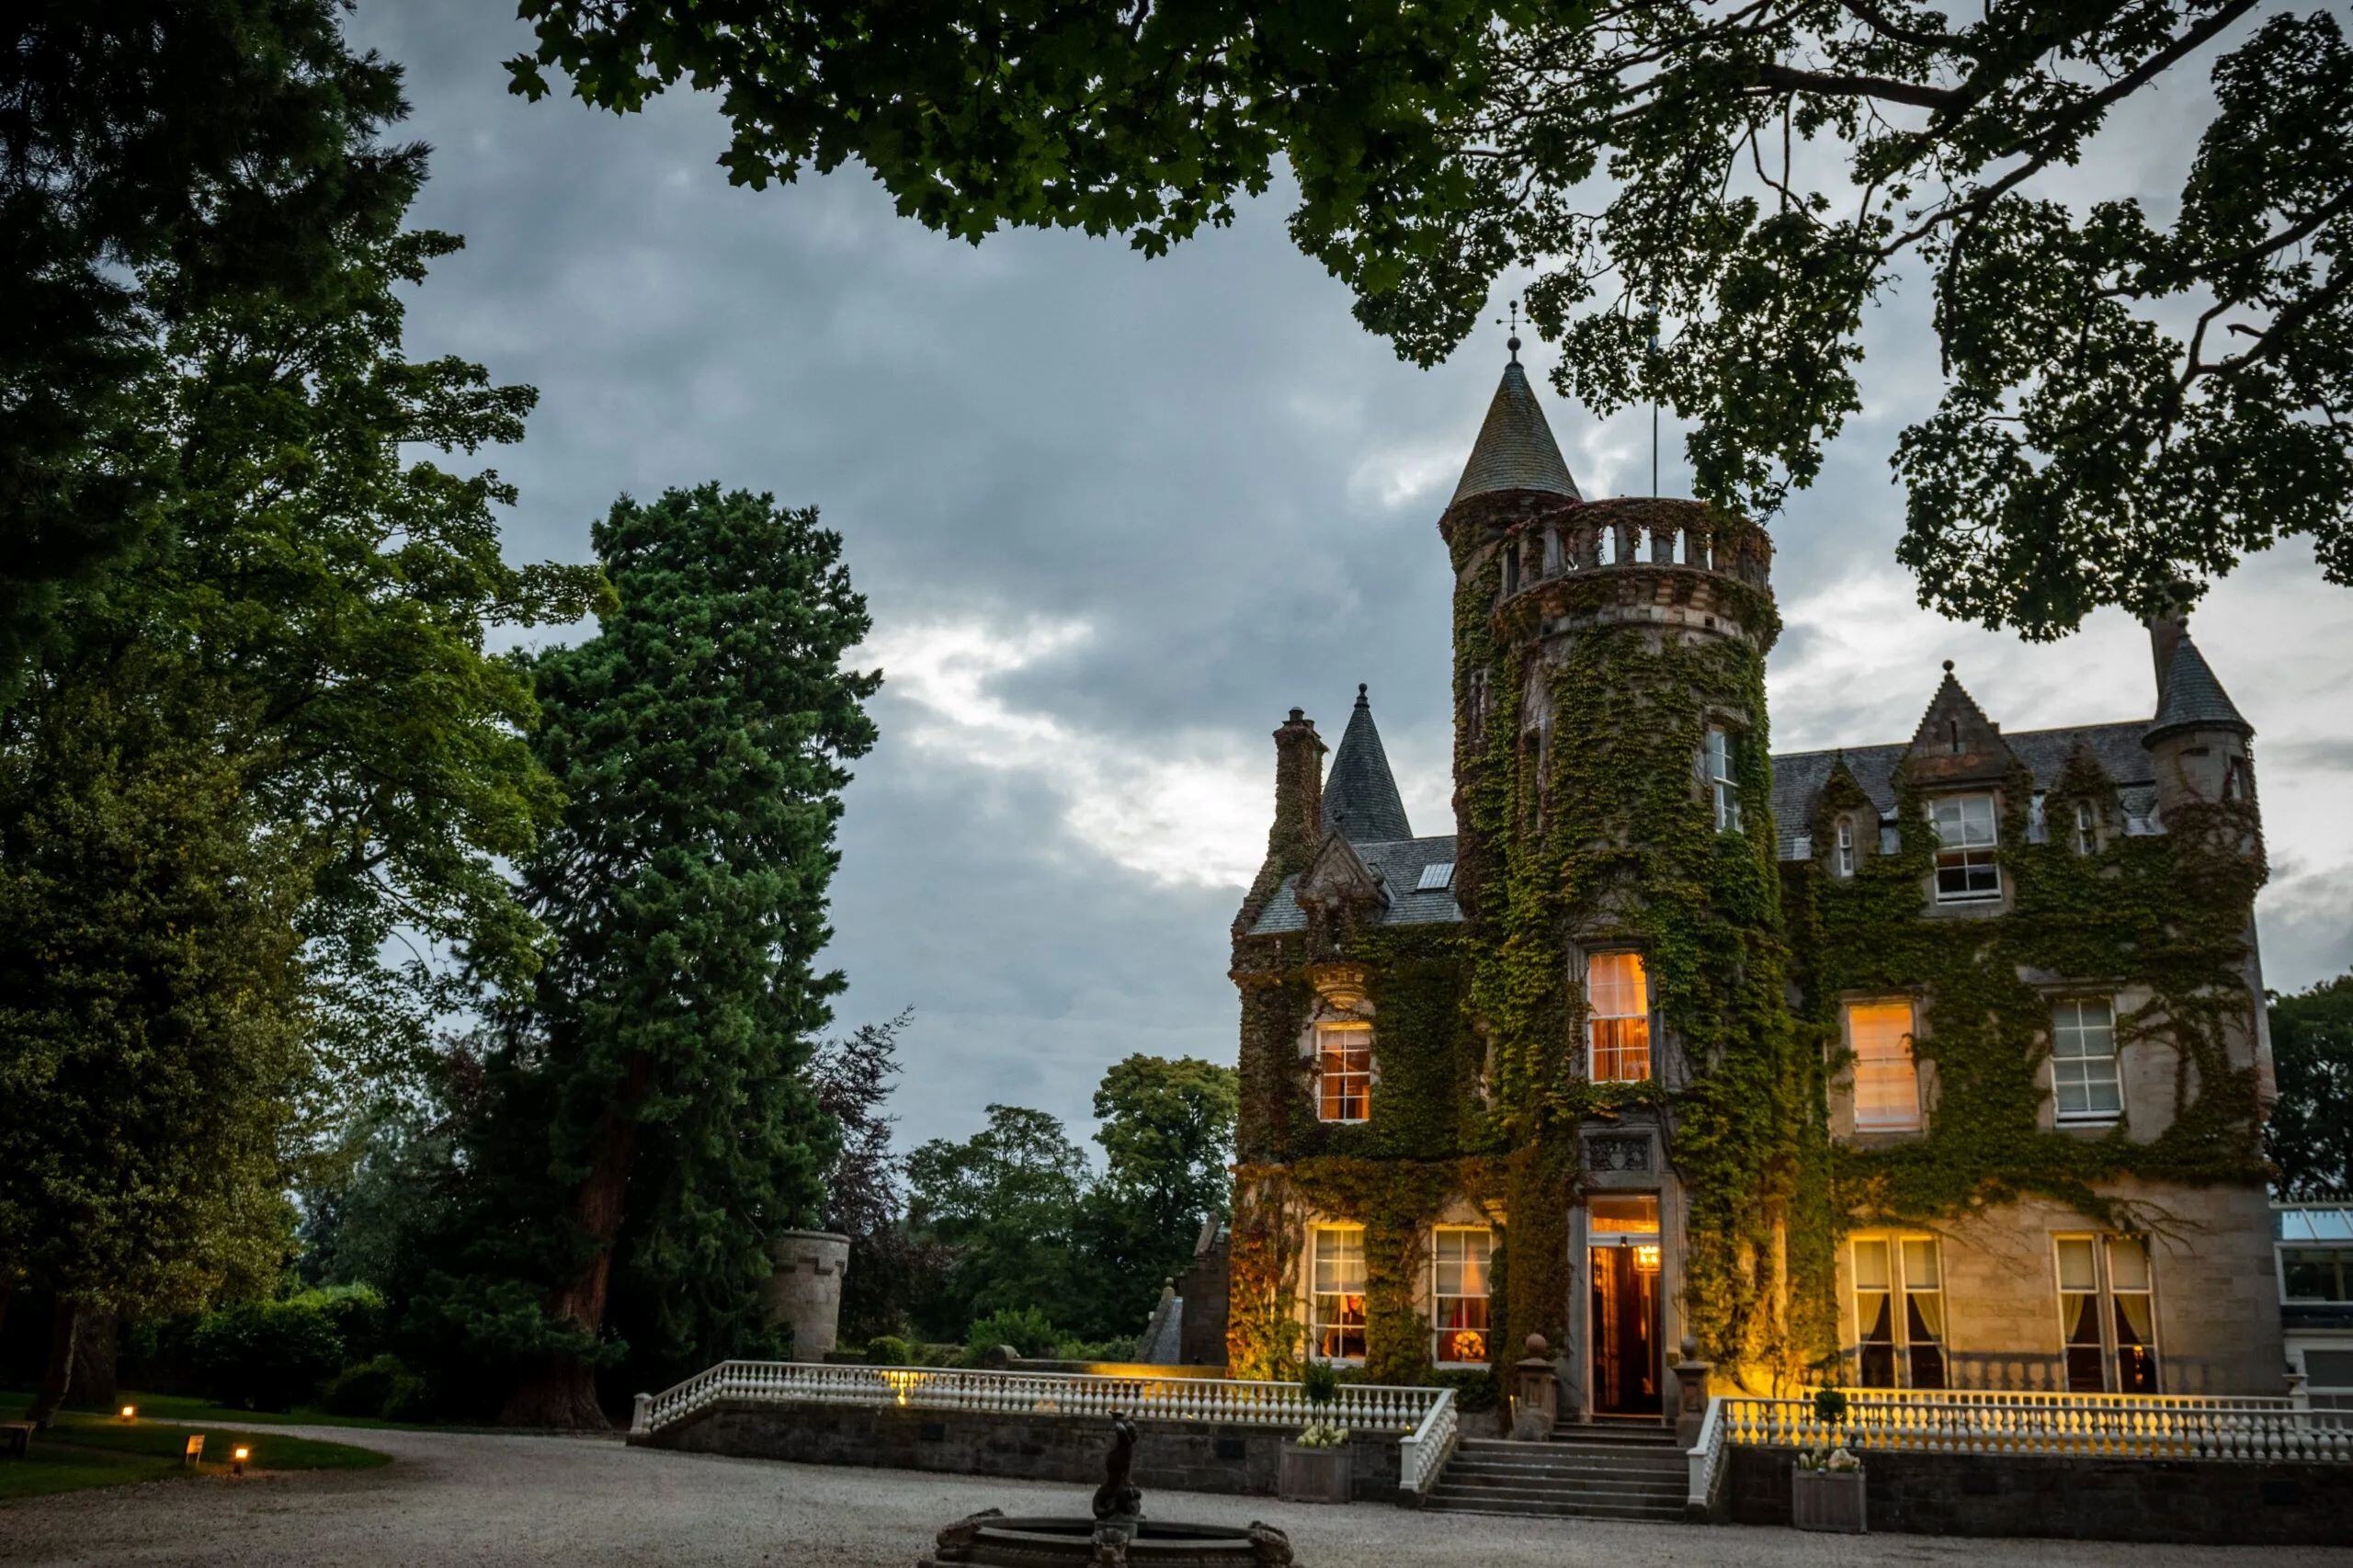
2144 635 2252 744
1322 685 1414 843
1450 354 1582 506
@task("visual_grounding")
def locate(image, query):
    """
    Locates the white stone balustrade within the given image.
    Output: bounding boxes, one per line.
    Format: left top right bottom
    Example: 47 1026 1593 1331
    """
632 1359 1449 1441
1683 1388 2353 1491
1396 1388 1459 1495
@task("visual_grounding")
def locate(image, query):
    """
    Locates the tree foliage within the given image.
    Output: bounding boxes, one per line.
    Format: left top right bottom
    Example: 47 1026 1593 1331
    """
904 1057 1238 1342
463 484 879 1425
0 2 440 692
2269 972 2353 1200
511 1 2352 635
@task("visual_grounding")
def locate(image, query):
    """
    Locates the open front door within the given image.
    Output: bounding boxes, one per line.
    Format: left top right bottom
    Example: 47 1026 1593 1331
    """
1587 1194 1662 1417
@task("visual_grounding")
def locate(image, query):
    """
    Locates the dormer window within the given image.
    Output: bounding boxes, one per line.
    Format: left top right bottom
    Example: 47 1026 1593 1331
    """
2028 792 2047 844
1929 793 2000 903
1836 818 1856 877
1705 727 1743 834
1315 1023 1372 1123
2074 801 2097 855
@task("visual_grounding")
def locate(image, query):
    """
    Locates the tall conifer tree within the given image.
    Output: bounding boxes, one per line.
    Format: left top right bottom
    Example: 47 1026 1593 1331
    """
483 485 879 1428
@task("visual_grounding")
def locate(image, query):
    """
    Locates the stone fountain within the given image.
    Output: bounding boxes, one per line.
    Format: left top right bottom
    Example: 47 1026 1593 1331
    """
918 1414 1294 1566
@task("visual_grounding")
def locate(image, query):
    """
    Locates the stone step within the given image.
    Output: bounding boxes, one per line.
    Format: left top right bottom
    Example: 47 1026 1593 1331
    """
1551 1425 1680 1444
1452 1450 1685 1476
1439 1472 1684 1500
1423 1493 1689 1522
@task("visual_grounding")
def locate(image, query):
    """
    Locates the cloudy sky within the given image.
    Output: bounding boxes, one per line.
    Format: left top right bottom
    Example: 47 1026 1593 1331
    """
355 3 2353 1156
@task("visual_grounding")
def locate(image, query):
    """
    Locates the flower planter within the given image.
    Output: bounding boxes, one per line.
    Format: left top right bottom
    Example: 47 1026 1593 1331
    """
1277 1441 1353 1505
1790 1466 1867 1533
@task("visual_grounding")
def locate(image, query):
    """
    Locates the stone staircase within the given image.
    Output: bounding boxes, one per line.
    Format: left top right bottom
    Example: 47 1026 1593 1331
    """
1423 1422 1688 1521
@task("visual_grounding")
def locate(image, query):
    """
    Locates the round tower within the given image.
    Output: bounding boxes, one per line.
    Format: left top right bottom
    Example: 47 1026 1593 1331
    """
1441 343 1798 1410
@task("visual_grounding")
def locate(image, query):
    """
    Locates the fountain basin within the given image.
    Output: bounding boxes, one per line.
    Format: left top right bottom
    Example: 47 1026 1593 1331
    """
920 1510 1293 1565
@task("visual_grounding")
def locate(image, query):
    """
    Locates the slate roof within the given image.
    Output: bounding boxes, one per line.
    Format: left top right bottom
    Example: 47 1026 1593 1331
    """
1766 722 2158 860
1246 718 2173 937
1245 835 1462 937
1450 355 1582 506
1323 686 1414 843
2145 635 2252 744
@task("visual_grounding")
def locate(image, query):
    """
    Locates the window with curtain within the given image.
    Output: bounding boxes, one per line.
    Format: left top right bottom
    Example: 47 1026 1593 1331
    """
1930 792 2001 903
1851 1236 1947 1388
1431 1228 1494 1365
1847 1001 1921 1132
2056 1233 2161 1393
2108 1237 2158 1393
1586 952 1652 1083
1311 1224 1367 1360
2052 998 2123 1123
1314 1024 1371 1123
1706 727 1743 834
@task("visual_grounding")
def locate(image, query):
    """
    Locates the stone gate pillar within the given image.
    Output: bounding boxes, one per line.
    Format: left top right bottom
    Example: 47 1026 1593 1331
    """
763 1229 850 1359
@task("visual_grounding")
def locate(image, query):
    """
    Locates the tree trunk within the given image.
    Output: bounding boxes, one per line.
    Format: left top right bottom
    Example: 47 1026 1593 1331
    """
28 1297 78 1427
498 1054 651 1430
67 1307 119 1411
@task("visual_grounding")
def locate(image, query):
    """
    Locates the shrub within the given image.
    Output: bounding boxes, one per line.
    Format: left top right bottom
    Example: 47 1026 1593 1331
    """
1050 1335 1141 1364
190 1301 346 1412
1433 1368 1499 1414
956 1306 1060 1365
320 1353 427 1419
865 1335 917 1367
1299 1359 1341 1406
290 1285 388 1363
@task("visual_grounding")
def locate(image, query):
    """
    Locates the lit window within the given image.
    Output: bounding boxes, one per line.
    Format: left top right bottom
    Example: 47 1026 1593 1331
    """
1315 1024 1371 1123
1706 728 1743 834
2074 801 2097 855
1852 1236 1948 1390
1312 1224 1367 1361
2052 999 2122 1124
1930 793 2001 903
1586 952 1652 1083
1836 819 1855 878
2057 1234 2160 1393
1432 1228 1494 1365
1847 1001 1921 1132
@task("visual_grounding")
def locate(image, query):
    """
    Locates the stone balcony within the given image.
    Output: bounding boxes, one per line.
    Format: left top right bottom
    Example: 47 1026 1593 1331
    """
1493 497 1779 650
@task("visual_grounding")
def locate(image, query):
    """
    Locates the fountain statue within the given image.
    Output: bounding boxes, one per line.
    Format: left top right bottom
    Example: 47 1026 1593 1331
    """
918 1412 1294 1566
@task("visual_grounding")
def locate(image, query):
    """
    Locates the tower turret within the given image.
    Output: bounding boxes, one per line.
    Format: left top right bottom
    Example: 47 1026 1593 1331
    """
1441 341 1797 1389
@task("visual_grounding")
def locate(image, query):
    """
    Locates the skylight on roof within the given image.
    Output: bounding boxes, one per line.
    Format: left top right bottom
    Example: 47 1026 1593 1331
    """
1416 861 1455 892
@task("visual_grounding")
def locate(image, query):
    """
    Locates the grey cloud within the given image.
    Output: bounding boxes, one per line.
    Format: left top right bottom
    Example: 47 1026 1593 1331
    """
353 1 2353 1149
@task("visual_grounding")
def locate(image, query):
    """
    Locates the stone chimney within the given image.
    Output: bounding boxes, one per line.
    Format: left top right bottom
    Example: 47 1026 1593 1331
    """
1269 708 1326 875
1234 709 1325 937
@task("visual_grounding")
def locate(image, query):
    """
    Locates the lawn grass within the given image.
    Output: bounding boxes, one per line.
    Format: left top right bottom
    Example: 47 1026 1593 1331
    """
2 1388 442 1433
0 1408 390 1503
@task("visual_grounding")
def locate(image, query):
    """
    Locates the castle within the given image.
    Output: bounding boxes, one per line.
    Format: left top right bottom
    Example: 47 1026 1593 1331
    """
1223 341 2283 1415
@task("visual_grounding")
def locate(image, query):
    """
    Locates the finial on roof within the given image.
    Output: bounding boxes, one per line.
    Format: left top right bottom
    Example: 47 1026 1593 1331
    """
1499 301 1522 363
1942 659 1955 674
1357 683 1369 703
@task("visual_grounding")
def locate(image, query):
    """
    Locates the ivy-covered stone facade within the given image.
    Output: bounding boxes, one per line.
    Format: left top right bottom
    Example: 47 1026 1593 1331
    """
1223 349 2282 1409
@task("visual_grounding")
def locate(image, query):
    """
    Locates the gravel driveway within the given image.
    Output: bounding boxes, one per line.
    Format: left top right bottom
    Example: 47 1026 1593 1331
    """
3 1426 2347 1567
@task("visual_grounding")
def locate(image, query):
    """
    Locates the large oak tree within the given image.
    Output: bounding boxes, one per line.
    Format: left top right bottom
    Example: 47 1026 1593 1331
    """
509 1 2350 636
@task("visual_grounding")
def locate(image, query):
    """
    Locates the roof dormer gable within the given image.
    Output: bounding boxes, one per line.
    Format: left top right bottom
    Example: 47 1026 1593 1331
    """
1902 661 2017 788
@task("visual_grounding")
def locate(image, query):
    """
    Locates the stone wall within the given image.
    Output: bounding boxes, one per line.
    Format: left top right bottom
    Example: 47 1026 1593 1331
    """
1832 1181 2284 1394
639 1399 1401 1503
1727 1447 2353 1546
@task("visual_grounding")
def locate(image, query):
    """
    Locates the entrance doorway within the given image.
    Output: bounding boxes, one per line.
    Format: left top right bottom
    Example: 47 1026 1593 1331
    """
1587 1194 1662 1417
